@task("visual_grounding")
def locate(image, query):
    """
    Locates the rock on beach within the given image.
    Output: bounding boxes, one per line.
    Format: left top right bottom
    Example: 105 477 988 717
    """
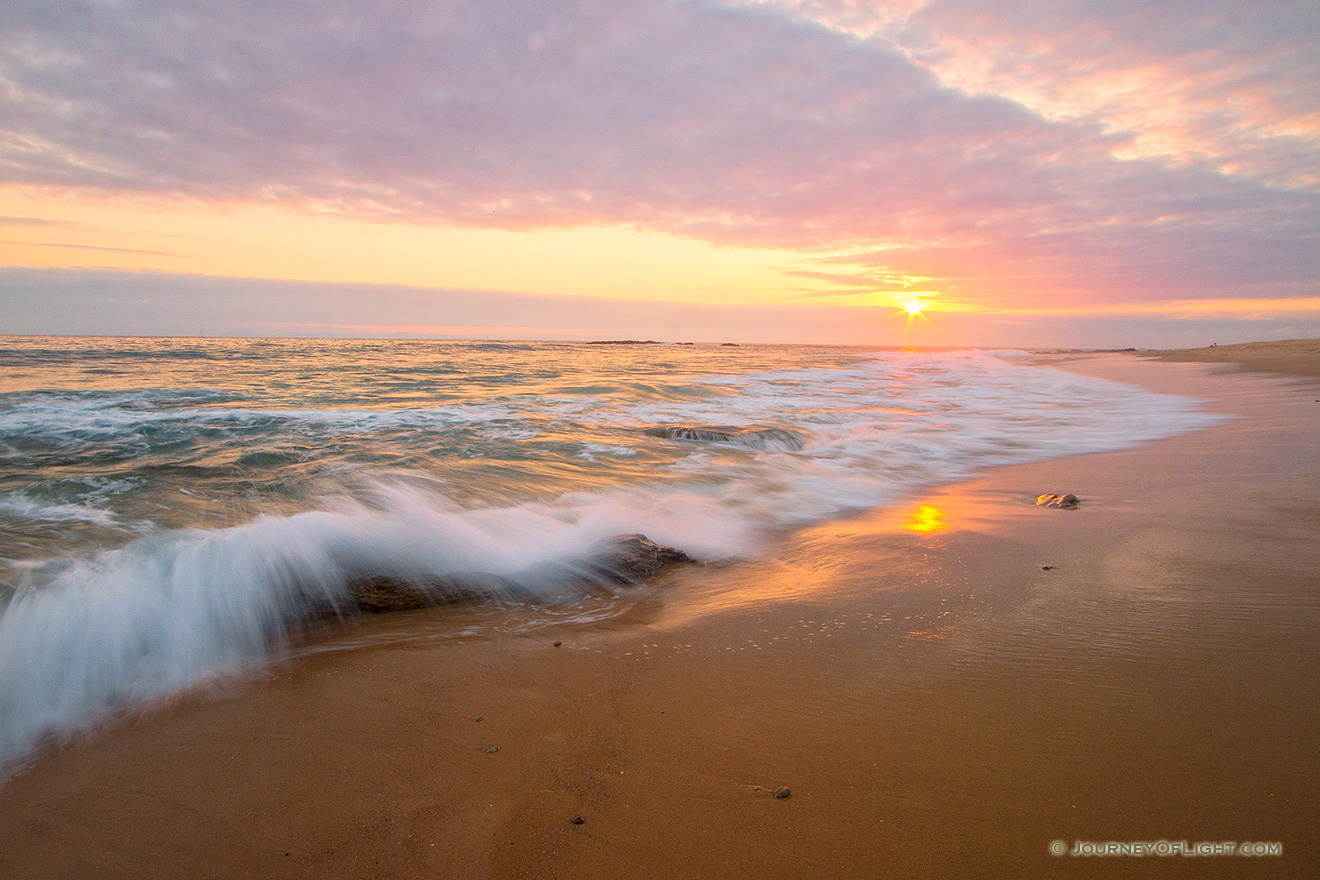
1036 493 1081 509
339 533 694 613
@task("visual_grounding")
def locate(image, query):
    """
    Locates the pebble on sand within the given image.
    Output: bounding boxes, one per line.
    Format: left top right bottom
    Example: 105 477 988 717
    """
774 787 791 799
485 746 499 753
571 816 585 825
1036 493 1081 509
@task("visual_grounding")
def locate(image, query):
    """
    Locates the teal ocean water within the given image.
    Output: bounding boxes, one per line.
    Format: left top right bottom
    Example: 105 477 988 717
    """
0 336 1224 771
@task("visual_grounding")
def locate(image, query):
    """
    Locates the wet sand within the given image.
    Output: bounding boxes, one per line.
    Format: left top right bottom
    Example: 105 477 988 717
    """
2 348 1318 878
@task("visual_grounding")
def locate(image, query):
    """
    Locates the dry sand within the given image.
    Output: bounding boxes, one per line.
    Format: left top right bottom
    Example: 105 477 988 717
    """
1141 337 1320 378
2 344 1318 879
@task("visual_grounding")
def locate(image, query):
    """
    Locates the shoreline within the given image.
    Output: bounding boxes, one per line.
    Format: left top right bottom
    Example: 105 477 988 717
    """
2 348 1318 878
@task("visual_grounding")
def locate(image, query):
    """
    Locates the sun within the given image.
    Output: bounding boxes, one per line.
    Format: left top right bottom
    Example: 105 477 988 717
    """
901 299 924 316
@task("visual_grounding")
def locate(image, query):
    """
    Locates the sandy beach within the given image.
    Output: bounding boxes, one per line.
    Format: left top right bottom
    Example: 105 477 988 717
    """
1141 338 1320 378
1 344 1317 879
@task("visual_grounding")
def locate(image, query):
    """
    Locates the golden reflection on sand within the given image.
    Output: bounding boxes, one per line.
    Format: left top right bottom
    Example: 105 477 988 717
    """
905 503 948 533
653 491 1015 629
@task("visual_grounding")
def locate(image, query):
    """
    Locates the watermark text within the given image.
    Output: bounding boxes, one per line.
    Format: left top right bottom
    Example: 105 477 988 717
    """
1049 839 1281 858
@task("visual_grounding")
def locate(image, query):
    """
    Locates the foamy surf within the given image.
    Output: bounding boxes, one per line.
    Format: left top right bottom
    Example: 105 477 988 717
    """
0 339 1229 774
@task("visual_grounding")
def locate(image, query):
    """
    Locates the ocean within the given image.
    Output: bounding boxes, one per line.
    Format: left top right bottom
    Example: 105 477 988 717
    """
0 335 1225 772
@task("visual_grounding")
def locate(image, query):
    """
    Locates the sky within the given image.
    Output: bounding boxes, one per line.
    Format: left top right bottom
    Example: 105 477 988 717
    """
2 0 1318 346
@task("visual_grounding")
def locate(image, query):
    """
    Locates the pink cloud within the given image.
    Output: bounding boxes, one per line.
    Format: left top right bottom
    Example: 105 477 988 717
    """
766 0 1320 186
1 0 1316 309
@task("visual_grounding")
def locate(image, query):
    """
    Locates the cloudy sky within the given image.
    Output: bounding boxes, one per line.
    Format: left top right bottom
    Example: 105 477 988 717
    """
2 0 1317 345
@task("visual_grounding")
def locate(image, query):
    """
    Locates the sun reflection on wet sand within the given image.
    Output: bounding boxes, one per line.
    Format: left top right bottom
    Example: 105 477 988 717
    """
905 503 948 533
649 492 1019 630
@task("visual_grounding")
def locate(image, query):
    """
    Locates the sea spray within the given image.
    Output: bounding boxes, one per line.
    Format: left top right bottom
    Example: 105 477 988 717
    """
0 481 761 770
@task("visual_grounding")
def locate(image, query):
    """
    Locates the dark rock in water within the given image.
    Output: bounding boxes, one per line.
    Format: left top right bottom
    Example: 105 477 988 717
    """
587 534 695 585
774 787 791 799
1036 493 1081 510
330 533 695 616
645 425 806 452
648 426 738 442
345 576 432 612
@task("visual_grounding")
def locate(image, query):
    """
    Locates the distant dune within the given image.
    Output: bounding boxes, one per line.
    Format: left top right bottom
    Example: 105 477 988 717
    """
1140 338 1320 378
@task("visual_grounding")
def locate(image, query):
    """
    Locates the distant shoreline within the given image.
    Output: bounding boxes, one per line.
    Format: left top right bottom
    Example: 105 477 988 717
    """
1122 337 1320 378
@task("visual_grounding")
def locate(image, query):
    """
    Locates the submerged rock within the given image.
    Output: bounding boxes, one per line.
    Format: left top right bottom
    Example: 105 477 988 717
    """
587 533 695 585
1036 493 1081 510
645 425 806 452
336 533 695 614
345 576 432 612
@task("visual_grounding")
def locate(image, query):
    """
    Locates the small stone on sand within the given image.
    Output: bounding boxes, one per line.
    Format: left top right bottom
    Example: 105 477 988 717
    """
485 746 499 753
571 816 585 825
1042 565 1054 571
554 641 562 647
774 787 791 799
474 715 484 722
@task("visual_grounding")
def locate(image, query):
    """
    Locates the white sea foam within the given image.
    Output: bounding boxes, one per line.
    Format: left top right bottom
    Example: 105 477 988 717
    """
0 478 141 528
576 442 640 460
0 493 124 527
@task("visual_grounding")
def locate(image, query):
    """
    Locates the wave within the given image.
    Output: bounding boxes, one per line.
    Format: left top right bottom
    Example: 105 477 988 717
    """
0 482 755 773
